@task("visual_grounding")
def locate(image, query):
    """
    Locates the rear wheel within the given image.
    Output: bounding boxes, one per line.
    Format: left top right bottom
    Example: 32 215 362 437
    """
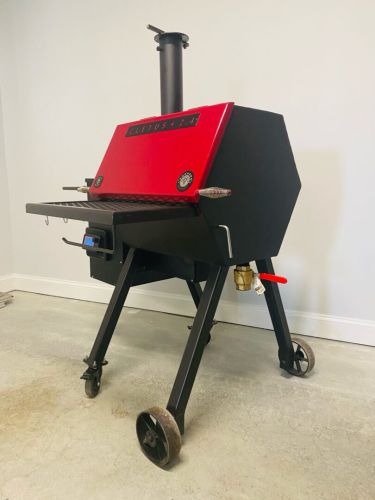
288 338 315 376
136 406 181 467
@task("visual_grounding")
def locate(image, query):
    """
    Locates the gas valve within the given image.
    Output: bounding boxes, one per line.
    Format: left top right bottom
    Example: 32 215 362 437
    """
234 264 253 291
234 264 287 294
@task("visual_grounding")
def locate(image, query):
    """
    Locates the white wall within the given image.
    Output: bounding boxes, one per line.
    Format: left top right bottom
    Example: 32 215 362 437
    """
0 98 12 280
1 0 374 343
0 4 13 281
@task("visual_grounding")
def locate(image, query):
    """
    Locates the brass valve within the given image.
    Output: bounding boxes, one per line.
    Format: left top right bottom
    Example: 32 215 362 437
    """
234 265 287 294
234 264 254 291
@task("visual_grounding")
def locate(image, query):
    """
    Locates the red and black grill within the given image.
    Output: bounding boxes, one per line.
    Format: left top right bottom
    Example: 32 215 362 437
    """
26 24 314 467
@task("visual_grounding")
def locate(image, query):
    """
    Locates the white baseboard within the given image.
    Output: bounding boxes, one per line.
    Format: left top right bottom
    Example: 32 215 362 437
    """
0 274 15 293
6 273 375 346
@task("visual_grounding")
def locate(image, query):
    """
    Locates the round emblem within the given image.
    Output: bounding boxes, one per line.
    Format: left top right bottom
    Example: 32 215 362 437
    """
94 176 104 188
177 171 194 192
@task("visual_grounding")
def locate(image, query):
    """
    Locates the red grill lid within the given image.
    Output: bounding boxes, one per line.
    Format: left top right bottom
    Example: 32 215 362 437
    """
90 102 234 202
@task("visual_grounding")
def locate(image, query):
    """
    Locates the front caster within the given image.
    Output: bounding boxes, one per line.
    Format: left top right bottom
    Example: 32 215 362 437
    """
288 337 315 377
136 406 181 467
82 367 102 398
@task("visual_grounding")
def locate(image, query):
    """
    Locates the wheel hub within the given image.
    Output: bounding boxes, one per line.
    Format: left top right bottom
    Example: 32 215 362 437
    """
144 430 158 448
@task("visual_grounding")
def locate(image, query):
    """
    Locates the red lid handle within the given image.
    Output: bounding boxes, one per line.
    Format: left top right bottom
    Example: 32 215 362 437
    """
258 273 288 284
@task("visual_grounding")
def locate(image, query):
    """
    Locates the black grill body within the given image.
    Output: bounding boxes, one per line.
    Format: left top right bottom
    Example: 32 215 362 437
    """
27 105 300 268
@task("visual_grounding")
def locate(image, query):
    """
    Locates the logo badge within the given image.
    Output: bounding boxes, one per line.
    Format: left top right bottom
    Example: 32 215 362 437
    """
177 171 194 192
94 176 104 188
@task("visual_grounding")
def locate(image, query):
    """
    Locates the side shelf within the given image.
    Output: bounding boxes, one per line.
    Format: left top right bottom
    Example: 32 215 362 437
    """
26 200 198 225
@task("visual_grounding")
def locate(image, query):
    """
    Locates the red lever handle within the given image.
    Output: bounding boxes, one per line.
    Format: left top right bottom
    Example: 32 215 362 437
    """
258 273 288 284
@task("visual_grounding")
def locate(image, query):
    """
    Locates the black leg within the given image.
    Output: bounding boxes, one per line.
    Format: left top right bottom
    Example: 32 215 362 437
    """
256 258 294 371
186 280 217 334
186 280 203 308
168 265 228 433
83 247 138 372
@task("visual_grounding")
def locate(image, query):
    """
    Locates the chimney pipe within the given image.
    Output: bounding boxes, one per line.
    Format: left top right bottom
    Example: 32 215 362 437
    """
147 25 189 115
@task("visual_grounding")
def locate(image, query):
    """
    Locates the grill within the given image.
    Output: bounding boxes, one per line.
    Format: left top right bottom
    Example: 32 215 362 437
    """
26 24 315 467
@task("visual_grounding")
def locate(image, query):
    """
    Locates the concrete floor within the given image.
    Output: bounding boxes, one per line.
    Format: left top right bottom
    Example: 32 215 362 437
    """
0 292 374 500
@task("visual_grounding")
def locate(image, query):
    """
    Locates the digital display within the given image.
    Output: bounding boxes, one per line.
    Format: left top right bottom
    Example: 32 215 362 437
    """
126 113 200 137
83 235 96 247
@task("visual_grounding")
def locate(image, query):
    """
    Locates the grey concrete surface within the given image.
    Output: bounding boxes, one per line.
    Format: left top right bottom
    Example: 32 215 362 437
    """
0 291 374 500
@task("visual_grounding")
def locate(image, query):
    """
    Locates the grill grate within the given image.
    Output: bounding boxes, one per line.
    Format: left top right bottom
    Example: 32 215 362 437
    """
26 199 197 225
45 199 186 210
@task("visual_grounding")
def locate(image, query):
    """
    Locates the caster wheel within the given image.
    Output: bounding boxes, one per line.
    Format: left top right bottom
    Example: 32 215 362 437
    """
136 406 181 467
289 338 315 377
85 367 102 398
